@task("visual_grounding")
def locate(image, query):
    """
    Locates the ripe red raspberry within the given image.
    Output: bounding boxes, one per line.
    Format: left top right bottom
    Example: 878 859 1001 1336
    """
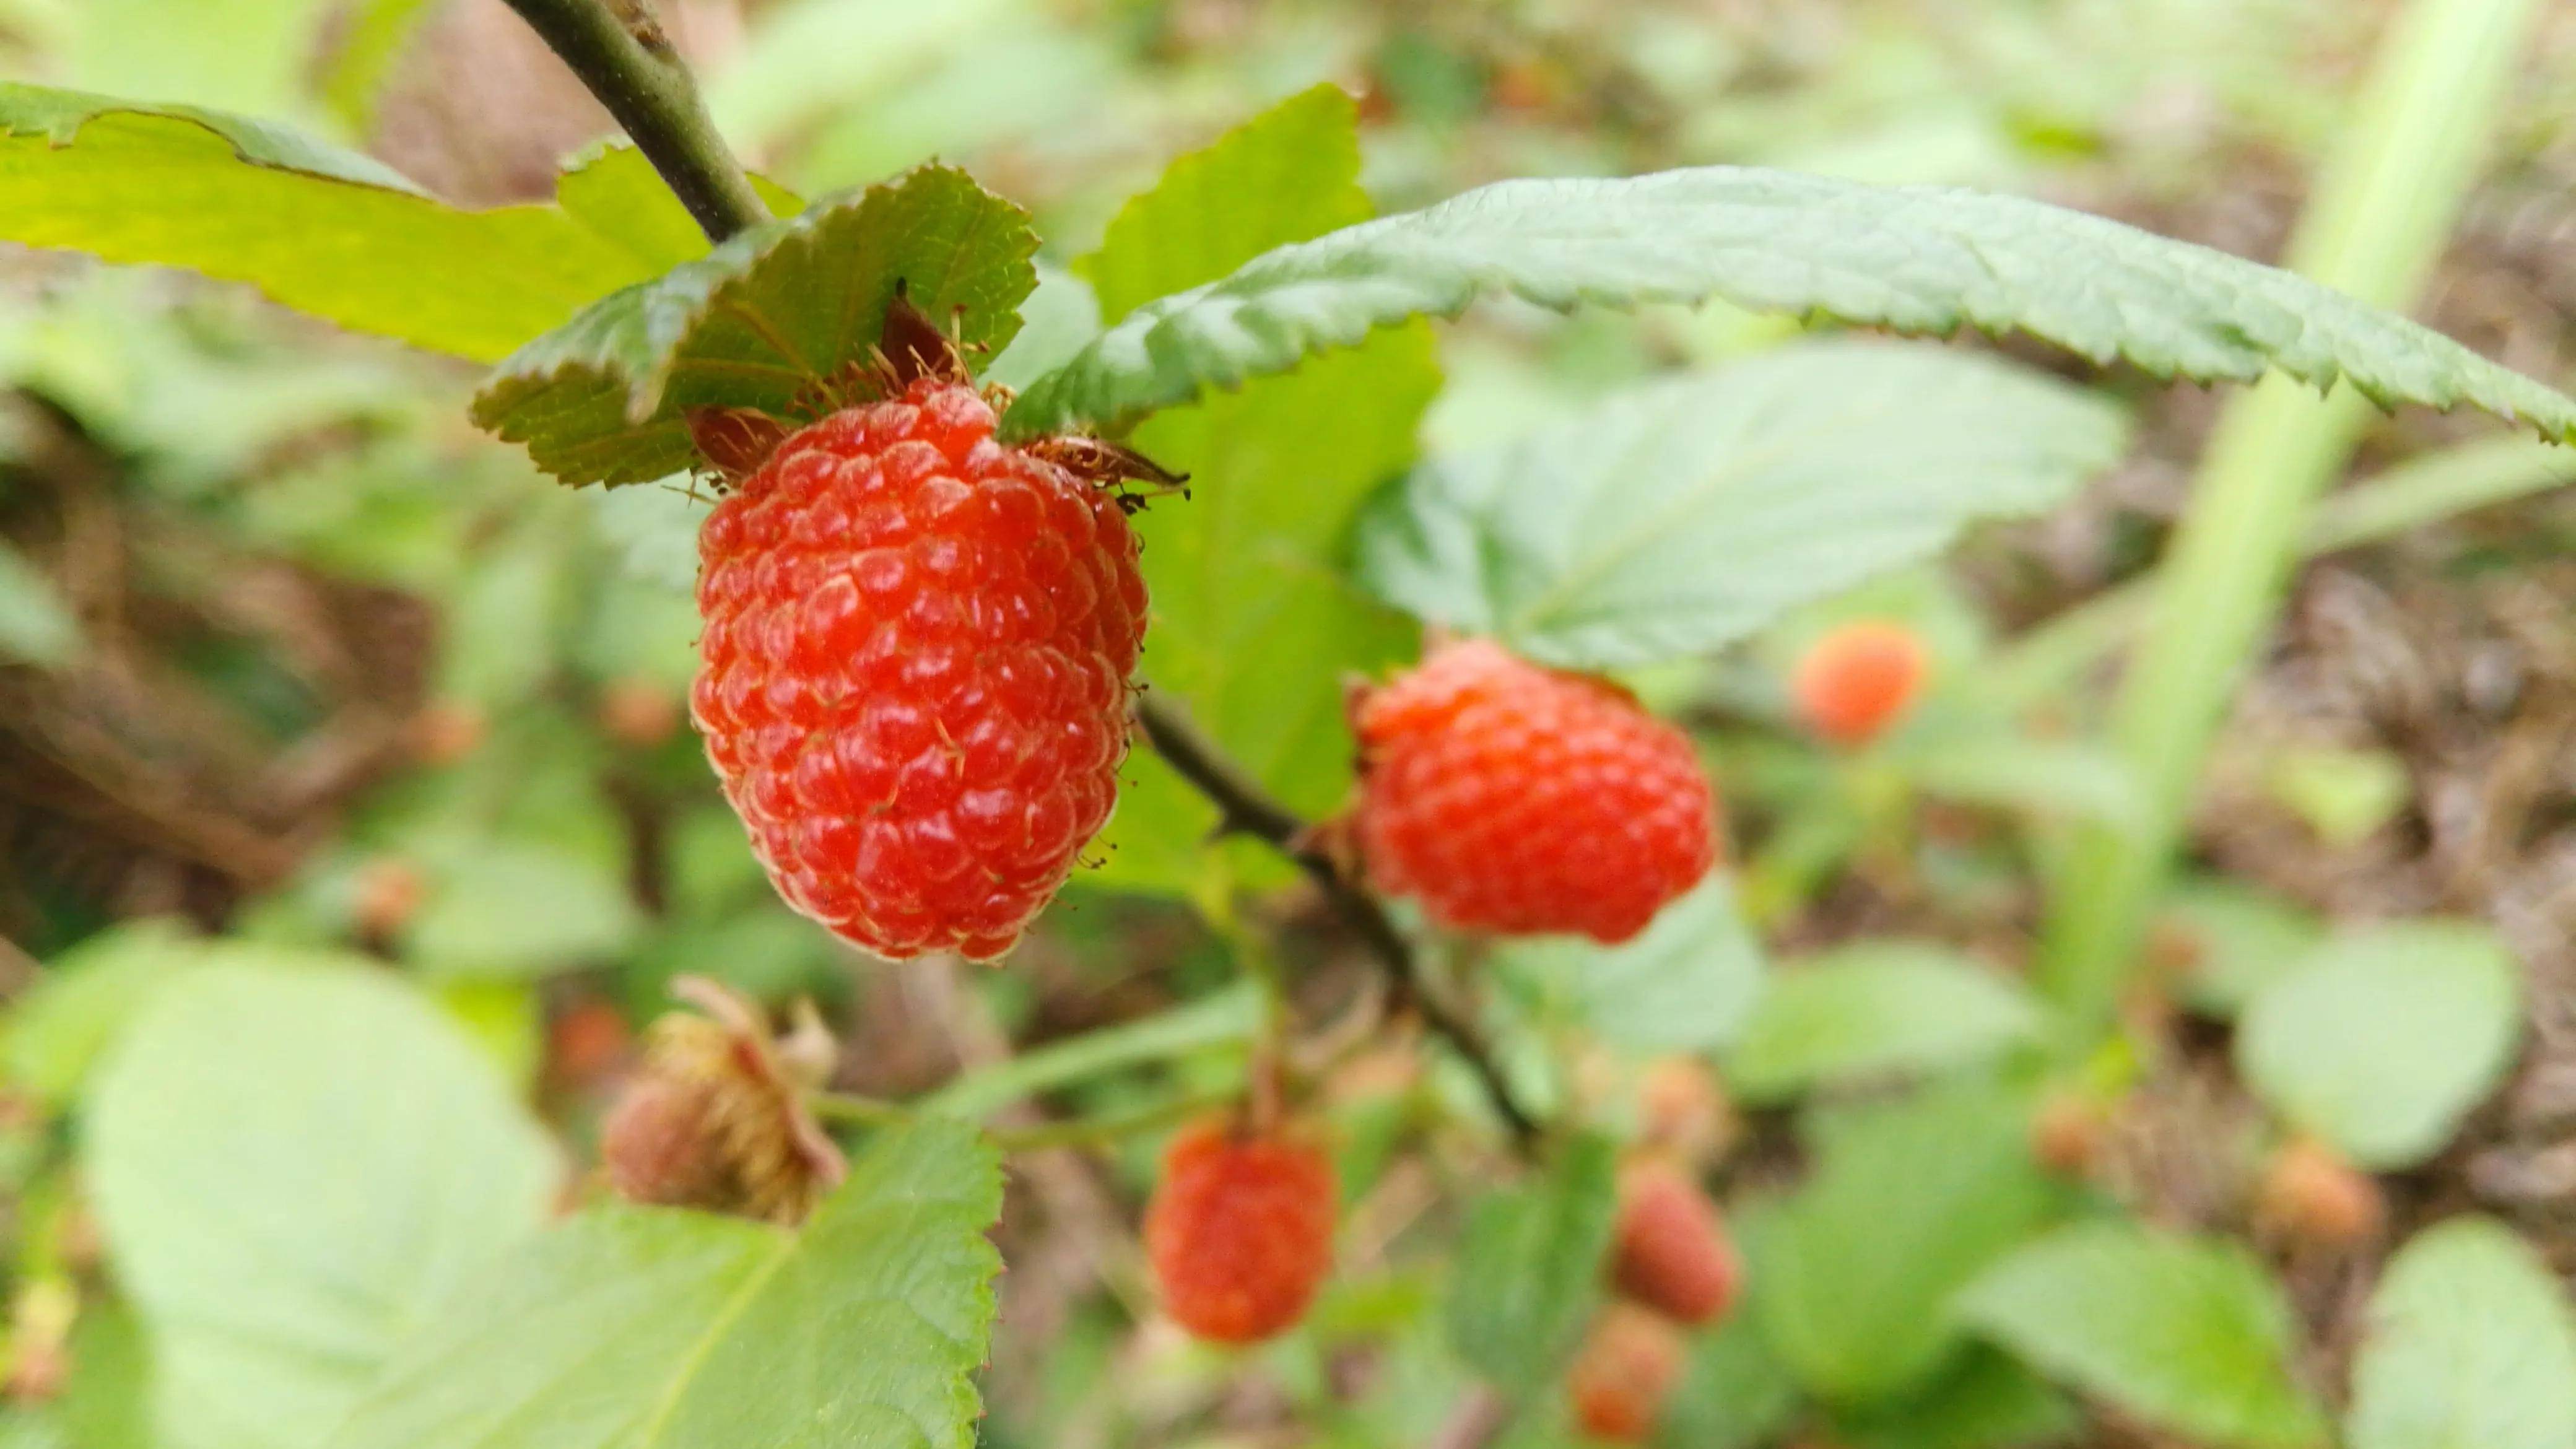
1144 1118 1338 1344
691 376 1148 962
1608 1159 1738 1326
1352 640 1717 943
1567 1303 1687 1443
1791 619 1930 746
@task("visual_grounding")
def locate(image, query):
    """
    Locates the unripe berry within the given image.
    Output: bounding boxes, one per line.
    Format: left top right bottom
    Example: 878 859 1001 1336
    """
599 978 843 1224
350 856 425 939
1567 1303 1687 1443
407 700 487 766
1608 1159 1738 1326
1144 1119 1337 1345
1352 640 1718 944
547 996 633 1093
2028 1092 2110 1181
692 376 1149 962
598 675 683 748
1635 1056 1736 1167
2256 1137 2385 1251
1791 620 1930 746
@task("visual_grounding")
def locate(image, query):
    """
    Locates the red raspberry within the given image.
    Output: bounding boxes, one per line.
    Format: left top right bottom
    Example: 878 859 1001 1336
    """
1608 1159 1738 1326
691 376 1148 962
1791 620 1930 746
1145 1119 1338 1344
1567 1303 1687 1442
1352 640 1717 944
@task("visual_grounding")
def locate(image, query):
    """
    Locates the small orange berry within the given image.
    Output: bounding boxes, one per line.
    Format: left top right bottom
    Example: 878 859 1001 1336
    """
1567 1303 1687 1442
407 700 487 766
2029 1093 2108 1180
1791 620 1930 747
1608 1159 1738 1326
598 676 682 748
2256 1137 2385 1251
1145 1119 1338 1345
351 857 427 939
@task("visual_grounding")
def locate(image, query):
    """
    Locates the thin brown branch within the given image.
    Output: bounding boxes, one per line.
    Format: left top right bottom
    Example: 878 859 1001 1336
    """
1135 695 1543 1147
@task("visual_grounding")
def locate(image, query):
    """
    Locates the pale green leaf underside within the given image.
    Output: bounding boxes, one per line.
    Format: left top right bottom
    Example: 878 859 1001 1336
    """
1359 342 2126 668
1956 1224 2326 1449
472 165 1037 487
1728 942 2043 1103
1447 1134 1619 1388
2234 921 2522 1170
333 1121 1003 1449
1001 165 2576 445
2348 1218 2576 1449
87 960 560 1449
1755 1086 2058 1405
0 85 769 363
1494 874 1766 1052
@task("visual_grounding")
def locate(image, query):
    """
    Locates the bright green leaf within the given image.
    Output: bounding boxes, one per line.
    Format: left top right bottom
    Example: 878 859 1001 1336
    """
1729 942 2043 1103
3 918 198 1108
2235 920 2521 1170
1356 343 2125 669
1078 86 1435 897
402 842 645 980
1496 874 1766 1052
333 1121 1003 1449
2348 1217 2576 1449
1956 1222 2327 1449
67 0 339 120
2154 879 2325 1019
0 85 695 362
1754 1085 2060 1403
1447 1134 1619 1391
474 165 1037 487
1658 1316 1801 1449
1004 165 2576 446
1833 1346 2079 1449
0 541 76 666
87 961 560 1449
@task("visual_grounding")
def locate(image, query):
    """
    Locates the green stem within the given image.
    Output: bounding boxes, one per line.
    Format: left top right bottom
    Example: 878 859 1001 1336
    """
2035 0 2544 1030
806 1091 910 1129
496 0 769 243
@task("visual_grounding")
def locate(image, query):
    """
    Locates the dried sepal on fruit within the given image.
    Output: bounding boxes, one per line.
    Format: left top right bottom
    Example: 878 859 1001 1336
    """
1791 619 1931 747
1144 1116 1338 1346
599 977 845 1224
689 294 1166 961
1606 1157 1738 1327
1566 1302 1688 1443
1349 639 1718 944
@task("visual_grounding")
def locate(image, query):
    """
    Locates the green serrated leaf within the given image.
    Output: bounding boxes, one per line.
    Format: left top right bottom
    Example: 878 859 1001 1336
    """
1447 1134 1619 1392
1728 941 2044 1104
87 960 560 1449
1956 1222 2327 1449
1004 165 2576 446
474 165 1037 487
1356 343 2126 669
1495 874 1766 1053
3 918 198 1108
1077 86 1437 896
1754 1084 2060 1404
1832 1345 2079 1449
1657 1315 1801 1449
2348 1217 2576 1449
0 85 716 363
2234 920 2521 1170
332 1121 1003 1449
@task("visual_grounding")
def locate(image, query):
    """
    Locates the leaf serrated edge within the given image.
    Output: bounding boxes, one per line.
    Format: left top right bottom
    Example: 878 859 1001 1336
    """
999 167 2576 446
0 80 432 193
471 165 1037 485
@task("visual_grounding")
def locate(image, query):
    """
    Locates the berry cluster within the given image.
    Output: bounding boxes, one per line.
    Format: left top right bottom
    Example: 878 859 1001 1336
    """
1571 1137 1741 1442
1352 640 1720 944
692 375 1148 962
